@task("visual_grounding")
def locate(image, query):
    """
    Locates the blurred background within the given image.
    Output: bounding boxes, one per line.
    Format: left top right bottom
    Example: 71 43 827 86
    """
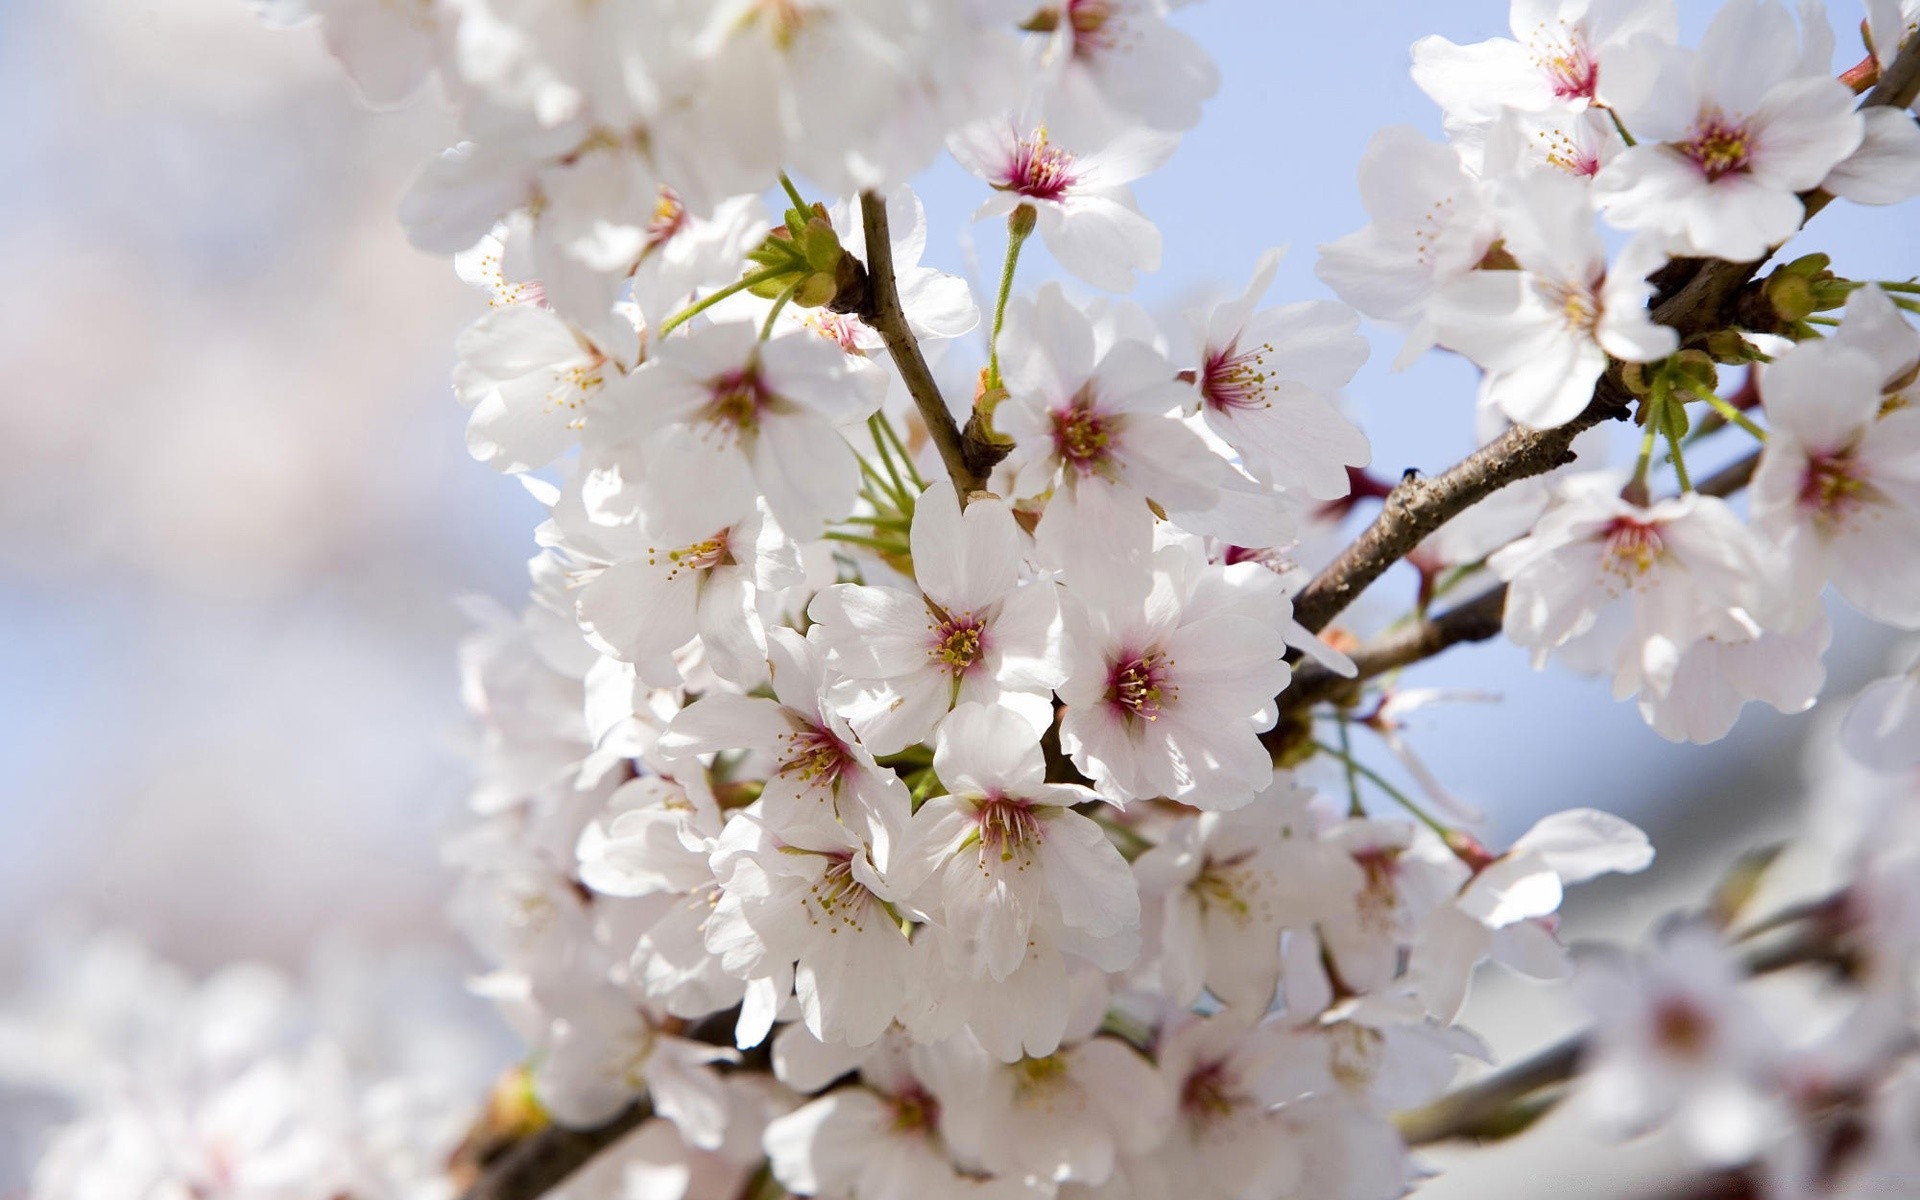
0 0 1912 1195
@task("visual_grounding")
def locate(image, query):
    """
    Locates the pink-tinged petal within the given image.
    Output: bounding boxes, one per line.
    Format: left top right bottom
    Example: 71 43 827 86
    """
659 693 792 761
1409 904 1494 1022
932 702 1048 796
1511 808 1654 883
1457 852 1563 928
809 584 936 677
1824 106 1920 205
911 484 1021 613
1038 810 1139 939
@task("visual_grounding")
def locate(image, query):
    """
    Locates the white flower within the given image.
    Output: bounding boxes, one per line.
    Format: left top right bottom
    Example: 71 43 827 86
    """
1489 472 1776 701
764 1031 1038 1200
657 629 912 839
1593 0 1863 260
1635 614 1829 744
1131 779 1332 1011
1316 126 1499 365
586 321 884 540
1122 1013 1302 1200
1030 0 1219 142
997 285 1274 593
1750 334 1920 629
808 484 1063 756
1575 922 1783 1163
893 703 1139 982
1430 172 1677 429
1409 808 1653 1021
930 1031 1172 1188
1056 550 1292 808
553 428 803 689
254 0 452 108
704 806 912 1049
1843 643 1920 771
452 303 622 473
1411 0 1678 135
948 120 1174 292
532 975 736 1142
1187 248 1372 500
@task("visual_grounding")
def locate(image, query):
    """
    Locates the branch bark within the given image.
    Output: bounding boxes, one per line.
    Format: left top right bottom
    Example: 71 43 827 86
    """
1289 374 1633 635
855 192 987 503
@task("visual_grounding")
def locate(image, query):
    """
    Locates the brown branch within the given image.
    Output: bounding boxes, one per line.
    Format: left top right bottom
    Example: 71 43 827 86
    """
1289 373 1633 635
855 192 987 503
1281 447 1762 715
1281 586 1508 714
457 1098 653 1200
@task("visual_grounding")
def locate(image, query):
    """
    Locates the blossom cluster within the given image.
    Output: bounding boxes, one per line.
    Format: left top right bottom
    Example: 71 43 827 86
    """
30 0 1920 1198
1562 640 1920 1196
1323 0 1920 745
0 935 505 1200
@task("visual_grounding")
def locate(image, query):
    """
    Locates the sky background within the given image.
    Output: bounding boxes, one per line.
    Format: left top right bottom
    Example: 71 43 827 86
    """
0 1 1913 1192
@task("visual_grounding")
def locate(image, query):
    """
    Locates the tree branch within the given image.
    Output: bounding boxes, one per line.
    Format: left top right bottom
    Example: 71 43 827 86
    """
1282 448 1762 713
457 1098 653 1200
855 191 987 503
1289 374 1633 635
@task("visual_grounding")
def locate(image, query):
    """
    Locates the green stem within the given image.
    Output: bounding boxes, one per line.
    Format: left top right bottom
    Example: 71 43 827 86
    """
1314 738 1453 838
1700 390 1768 442
657 266 790 338
1667 425 1693 492
778 172 809 214
986 209 1034 391
874 412 926 491
1336 717 1364 819
759 278 801 341
823 530 903 553
867 413 913 508
1603 106 1637 147
856 457 911 509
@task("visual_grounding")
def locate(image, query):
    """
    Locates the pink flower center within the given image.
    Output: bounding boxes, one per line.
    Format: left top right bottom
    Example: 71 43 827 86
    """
644 187 687 254
1179 1060 1242 1125
805 308 864 353
647 530 736 581
1107 651 1174 721
1799 450 1871 532
889 1085 941 1134
1051 397 1114 472
929 611 988 676
976 796 1045 867
1600 516 1668 579
1535 37 1597 100
779 726 854 788
1652 996 1713 1061
802 853 880 932
1681 111 1754 181
1201 340 1276 412
703 366 776 440
1005 128 1079 202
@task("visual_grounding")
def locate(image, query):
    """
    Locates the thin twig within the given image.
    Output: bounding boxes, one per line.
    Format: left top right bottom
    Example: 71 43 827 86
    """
855 192 985 502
